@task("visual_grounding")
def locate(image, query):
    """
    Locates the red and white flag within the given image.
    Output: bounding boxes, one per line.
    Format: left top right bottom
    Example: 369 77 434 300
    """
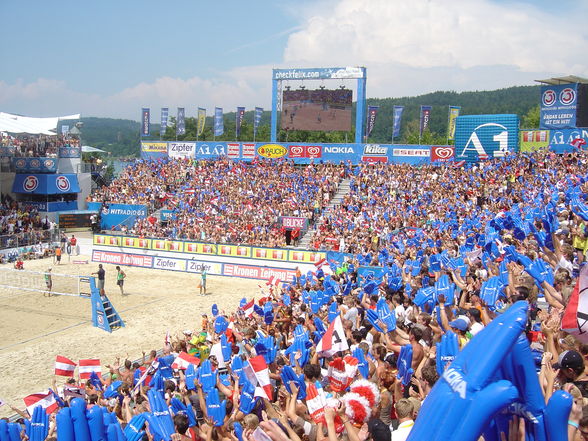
23 390 59 415
55 356 76 377
266 276 281 286
314 258 327 269
244 355 273 401
241 299 255 318
562 265 588 342
78 359 101 380
171 352 200 370
316 316 349 357
305 383 327 424
164 331 171 347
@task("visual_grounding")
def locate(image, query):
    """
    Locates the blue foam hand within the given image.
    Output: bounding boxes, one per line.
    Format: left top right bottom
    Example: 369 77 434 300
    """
363 280 378 295
253 304 264 316
571 195 588 221
87 405 107 441
29 405 50 441
313 317 327 337
407 302 528 441
55 408 74 441
0 420 10 441
283 293 291 306
205 388 227 426
157 355 174 380
150 370 164 394
220 334 232 363
480 277 505 310
434 275 455 306
536 259 554 286
69 398 91 441
104 380 123 399
376 297 396 331
328 302 339 322
353 347 370 379
219 373 232 387
436 331 459 375
498 260 509 285
214 316 228 334
145 389 175 441
170 398 197 427
414 287 435 307
89 371 104 391
239 298 247 308
123 413 146 441
264 310 274 325
185 363 197 391
105 419 125 441
366 308 384 332
397 345 414 386
239 379 257 413
212 304 219 317
6 423 20 441
429 254 442 273
310 292 320 314
198 359 217 392
231 356 246 384
233 422 244 441
280 365 307 400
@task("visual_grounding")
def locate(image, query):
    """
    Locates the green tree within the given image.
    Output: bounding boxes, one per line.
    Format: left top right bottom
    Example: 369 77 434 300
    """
521 105 540 129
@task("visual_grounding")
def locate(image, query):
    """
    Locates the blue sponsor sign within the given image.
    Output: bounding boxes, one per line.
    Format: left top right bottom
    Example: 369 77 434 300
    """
12 174 81 194
392 106 404 139
214 108 224 136
273 67 366 80
24 200 78 212
13 157 57 173
549 127 588 146
141 108 150 136
160 210 176 221
540 83 578 129
59 146 81 158
99 204 147 229
454 114 519 163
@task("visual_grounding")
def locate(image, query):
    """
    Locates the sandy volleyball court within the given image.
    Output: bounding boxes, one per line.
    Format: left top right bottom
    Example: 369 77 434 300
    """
0 254 262 417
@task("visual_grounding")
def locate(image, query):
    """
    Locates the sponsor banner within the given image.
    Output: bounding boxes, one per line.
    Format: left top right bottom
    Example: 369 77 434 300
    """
58 146 81 158
196 143 226 158
223 263 296 281
281 216 307 229
289 250 326 264
273 67 365 80
100 204 147 229
549 127 588 147
520 130 550 152
197 108 206 136
177 108 186 136
24 200 77 212
420 105 432 136
92 250 153 268
160 210 176 221
186 259 223 275
218 244 251 258
184 242 217 254
242 143 256 158
141 108 150 136
252 248 288 261
153 256 186 272
13 157 57 173
362 144 388 163
169 142 196 158
227 143 240 158
121 237 151 248
61 125 70 135
93 235 122 246
392 106 404 139
214 107 224 136
160 108 168 135
141 142 168 153
430 146 455 162
12 174 80 194
447 106 460 141
392 148 429 157
236 107 245 138
366 106 379 138
455 114 519 163
258 143 287 159
152 239 184 252
288 145 321 159
540 83 578 129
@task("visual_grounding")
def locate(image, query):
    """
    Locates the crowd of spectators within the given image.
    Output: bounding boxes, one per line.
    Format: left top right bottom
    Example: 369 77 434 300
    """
0 133 79 158
90 157 345 247
5 148 588 440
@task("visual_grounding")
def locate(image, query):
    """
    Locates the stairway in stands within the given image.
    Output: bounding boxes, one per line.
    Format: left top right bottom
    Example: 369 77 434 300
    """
297 178 351 249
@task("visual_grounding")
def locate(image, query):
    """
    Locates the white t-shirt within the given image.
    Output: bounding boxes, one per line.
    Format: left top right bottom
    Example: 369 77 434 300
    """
470 321 484 336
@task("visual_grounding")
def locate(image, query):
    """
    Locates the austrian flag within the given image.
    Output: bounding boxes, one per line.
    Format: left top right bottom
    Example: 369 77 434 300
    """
54 356 76 377
23 390 59 415
241 299 255 317
244 355 273 401
171 352 200 370
78 359 101 380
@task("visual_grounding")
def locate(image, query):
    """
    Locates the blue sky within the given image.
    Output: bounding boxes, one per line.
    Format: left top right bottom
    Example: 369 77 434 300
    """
1 0 587 120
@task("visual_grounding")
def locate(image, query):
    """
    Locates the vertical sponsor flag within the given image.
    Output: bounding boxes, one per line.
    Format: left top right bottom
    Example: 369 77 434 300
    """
177 108 186 136
254 107 263 137
420 105 432 136
447 106 460 141
78 359 101 380
141 108 150 136
197 108 206 136
236 107 245 138
160 107 169 136
214 107 224 136
366 106 379 138
55 356 76 377
392 105 404 139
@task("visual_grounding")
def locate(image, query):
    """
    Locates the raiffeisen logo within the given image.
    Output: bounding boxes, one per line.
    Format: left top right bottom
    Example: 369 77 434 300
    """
458 123 509 159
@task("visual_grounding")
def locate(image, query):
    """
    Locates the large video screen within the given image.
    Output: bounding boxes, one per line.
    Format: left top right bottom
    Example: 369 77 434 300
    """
281 88 353 131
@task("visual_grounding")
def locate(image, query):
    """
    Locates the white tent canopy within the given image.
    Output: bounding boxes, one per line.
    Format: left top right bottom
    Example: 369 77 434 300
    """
82 145 107 153
0 112 80 135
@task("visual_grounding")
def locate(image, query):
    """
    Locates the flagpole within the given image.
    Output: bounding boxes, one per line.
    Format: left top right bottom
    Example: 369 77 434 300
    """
446 105 450 146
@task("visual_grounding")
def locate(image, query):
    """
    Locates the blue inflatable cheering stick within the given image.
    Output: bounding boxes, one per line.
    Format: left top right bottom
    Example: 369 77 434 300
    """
205 388 227 426
27 406 48 441
397 345 414 386
436 331 459 375
145 389 175 441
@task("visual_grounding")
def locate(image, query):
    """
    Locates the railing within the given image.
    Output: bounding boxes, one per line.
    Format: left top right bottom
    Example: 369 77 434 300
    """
0 229 61 251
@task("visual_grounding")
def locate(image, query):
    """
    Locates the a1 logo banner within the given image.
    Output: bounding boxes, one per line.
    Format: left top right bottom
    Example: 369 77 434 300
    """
316 316 349 357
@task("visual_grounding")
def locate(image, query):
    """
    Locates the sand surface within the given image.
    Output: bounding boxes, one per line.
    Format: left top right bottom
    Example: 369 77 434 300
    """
0 254 261 417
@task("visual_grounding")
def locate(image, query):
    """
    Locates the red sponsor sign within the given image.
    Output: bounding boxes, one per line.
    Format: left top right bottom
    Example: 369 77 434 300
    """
282 216 306 229
223 263 295 281
430 146 455 162
95 236 105 244
306 145 322 158
255 249 267 258
202 245 214 253
221 246 231 255
242 143 256 158
288 145 322 159
273 250 285 259
227 143 240 158
125 238 134 246
522 131 533 142
237 247 248 256
535 130 548 142
186 243 198 252
169 242 181 251
109 237 119 245
288 145 305 158
154 240 165 250
138 239 148 247
92 250 153 267
292 252 303 261
361 156 388 163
